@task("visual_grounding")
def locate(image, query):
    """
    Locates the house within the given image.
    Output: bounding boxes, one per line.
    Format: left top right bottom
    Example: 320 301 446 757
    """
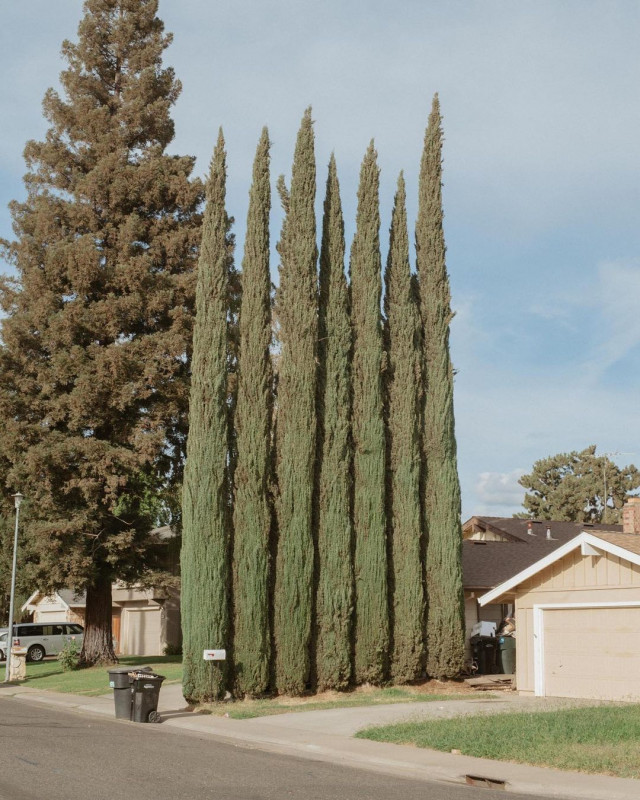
21 583 181 656
462 515 622 655
21 526 181 657
478 498 640 701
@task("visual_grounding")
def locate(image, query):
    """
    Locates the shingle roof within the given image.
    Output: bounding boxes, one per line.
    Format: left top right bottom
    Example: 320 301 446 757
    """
57 589 87 607
468 516 621 543
462 516 623 589
590 531 640 557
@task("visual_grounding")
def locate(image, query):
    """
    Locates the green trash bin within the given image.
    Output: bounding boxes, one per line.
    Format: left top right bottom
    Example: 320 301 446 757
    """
130 672 165 723
498 635 516 674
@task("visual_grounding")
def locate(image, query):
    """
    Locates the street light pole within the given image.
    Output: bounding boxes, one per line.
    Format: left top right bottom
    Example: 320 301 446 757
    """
4 493 23 683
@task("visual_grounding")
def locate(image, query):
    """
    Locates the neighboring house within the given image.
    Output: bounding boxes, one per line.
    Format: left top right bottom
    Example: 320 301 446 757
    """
478 498 640 701
462 515 622 656
21 584 181 657
21 526 181 657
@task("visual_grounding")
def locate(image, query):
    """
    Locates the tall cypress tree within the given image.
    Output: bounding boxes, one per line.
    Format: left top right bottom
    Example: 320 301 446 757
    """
0 0 202 665
232 129 273 697
274 109 318 694
384 173 425 683
315 155 353 691
350 142 389 685
416 95 465 679
181 131 232 702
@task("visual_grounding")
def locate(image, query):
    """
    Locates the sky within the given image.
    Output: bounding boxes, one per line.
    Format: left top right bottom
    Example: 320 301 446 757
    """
1 1 640 519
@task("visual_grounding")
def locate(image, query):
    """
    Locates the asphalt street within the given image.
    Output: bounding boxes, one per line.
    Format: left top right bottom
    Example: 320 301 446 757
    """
0 697 532 800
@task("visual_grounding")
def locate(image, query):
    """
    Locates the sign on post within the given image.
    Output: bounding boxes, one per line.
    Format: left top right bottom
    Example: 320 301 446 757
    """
203 649 226 661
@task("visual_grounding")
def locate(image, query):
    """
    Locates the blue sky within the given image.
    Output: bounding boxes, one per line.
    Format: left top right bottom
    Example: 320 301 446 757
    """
2 1 640 518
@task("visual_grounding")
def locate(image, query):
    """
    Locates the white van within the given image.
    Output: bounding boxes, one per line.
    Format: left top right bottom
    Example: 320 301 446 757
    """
0 622 84 662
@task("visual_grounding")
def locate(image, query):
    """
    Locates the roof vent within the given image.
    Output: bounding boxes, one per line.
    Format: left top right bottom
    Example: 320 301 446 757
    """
546 526 555 540
527 522 536 536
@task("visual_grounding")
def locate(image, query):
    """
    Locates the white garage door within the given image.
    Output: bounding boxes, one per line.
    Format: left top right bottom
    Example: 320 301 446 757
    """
122 608 162 656
543 606 640 701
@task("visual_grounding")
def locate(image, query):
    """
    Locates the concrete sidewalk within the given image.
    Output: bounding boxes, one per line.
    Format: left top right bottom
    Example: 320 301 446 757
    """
1 681 638 800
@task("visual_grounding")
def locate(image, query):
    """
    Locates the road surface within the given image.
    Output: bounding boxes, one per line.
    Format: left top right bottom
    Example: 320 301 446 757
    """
0 697 527 800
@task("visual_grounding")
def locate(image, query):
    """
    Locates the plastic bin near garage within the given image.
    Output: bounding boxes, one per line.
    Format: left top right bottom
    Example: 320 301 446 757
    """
498 635 516 674
470 635 498 675
130 671 165 723
107 665 152 719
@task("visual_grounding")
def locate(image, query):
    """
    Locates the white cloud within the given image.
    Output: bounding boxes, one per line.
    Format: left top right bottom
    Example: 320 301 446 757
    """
475 469 526 514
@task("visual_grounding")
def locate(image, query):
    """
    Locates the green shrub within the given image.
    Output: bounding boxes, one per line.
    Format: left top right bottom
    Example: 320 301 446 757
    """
57 640 80 671
163 643 182 656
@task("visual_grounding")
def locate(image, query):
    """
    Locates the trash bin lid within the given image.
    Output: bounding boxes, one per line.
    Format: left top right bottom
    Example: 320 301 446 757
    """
108 665 153 674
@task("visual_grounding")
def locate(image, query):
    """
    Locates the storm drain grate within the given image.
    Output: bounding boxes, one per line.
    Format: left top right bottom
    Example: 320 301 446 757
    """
465 774 507 790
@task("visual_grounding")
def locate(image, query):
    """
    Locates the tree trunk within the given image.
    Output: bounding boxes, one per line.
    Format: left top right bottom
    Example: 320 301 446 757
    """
79 571 117 667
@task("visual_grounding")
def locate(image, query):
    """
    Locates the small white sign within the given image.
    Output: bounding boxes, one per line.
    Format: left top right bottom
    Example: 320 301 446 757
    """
203 649 226 661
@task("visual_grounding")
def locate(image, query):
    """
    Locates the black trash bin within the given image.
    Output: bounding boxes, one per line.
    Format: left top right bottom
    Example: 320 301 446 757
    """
130 672 165 723
470 635 498 674
107 666 152 720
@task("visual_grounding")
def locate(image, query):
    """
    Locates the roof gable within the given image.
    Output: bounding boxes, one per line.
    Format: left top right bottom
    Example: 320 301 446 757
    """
478 531 640 606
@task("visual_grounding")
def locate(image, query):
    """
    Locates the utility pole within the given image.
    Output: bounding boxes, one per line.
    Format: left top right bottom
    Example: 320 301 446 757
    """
4 493 23 683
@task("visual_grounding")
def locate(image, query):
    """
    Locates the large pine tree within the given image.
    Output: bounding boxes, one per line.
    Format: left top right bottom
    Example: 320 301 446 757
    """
315 155 353 691
232 129 273 697
0 0 202 665
181 131 232 702
384 173 425 683
416 96 465 679
273 109 318 694
350 142 389 685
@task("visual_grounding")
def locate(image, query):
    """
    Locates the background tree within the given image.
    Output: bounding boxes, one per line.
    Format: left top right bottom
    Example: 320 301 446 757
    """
315 155 353 691
181 132 232 703
273 109 318 695
350 142 389 685
232 129 273 697
416 95 465 679
0 0 202 665
384 173 424 683
519 445 640 524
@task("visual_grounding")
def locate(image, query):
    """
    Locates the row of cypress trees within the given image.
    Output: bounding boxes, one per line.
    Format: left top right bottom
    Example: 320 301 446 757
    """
181 96 465 703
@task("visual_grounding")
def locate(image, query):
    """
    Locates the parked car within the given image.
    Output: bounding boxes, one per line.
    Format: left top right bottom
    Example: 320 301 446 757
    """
0 622 84 662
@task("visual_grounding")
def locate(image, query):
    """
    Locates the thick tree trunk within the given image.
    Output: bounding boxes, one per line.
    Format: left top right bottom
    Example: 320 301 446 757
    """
79 571 117 667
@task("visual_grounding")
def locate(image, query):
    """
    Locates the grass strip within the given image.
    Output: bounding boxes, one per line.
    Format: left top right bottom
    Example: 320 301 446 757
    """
356 705 640 779
22 655 182 696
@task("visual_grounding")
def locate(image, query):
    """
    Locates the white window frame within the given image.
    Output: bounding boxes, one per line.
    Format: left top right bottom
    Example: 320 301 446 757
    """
533 601 640 696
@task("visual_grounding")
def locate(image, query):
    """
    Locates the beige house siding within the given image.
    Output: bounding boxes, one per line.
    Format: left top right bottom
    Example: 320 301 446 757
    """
515 550 640 695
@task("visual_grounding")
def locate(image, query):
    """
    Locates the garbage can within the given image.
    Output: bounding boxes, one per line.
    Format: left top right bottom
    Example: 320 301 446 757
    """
471 635 498 674
130 672 165 723
107 666 152 720
498 635 516 674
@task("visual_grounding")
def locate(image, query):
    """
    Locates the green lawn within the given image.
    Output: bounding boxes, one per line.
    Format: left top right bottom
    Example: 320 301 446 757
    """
356 705 640 778
20 656 182 696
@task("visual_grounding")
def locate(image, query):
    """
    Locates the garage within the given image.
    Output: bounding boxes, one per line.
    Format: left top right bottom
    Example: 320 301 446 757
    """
122 607 163 656
478 513 640 701
539 605 640 701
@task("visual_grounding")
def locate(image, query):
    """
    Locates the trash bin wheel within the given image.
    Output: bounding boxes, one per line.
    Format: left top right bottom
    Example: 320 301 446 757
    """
148 710 161 723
